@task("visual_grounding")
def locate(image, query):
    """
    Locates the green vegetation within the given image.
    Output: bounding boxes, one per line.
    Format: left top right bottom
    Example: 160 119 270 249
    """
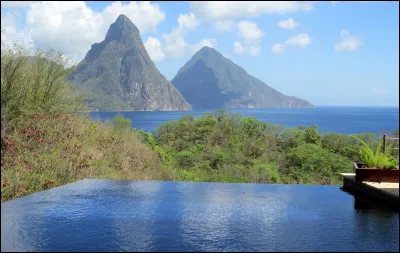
150 111 368 185
1 36 164 202
1 35 398 202
150 113 398 184
346 135 399 169
1 114 163 201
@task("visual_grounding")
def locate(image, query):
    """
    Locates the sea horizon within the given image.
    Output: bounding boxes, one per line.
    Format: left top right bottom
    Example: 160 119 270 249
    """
88 107 399 135
82 105 399 114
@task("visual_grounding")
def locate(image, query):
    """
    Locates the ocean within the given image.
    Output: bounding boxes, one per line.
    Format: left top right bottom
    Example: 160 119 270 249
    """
88 106 399 135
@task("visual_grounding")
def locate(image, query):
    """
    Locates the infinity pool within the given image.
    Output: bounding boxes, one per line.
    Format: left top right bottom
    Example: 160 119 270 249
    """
1 179 399 252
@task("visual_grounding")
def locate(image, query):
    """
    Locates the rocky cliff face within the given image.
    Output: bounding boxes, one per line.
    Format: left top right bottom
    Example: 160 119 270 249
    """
171 46 313 109
69 14 191 111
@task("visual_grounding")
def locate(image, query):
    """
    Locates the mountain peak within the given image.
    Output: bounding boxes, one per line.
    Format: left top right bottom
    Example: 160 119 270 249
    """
69 14 191 111
115 14 130 23
193 46 224 62
199 46 215 51
171 46 314 109
197 46 220 55
105 14 140 43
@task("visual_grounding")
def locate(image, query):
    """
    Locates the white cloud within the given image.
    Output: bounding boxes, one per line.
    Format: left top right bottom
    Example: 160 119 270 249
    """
277 18 300 29
233 21 263 56
144 36 165 62
234 42 246 55
161 12 201 59
272 33 312 55
191 1 314 20
371 88 388 95
141 12 215 61
178 12 200 30
330 1 337 6
1 11 33 48
102 1 165 33
272 43 285 55
237 21 263 42
190 38 218 53
1 1 166 62
1 10 72 63
234 41 261 56
335 30 362 52
1 1 39 8
285 33 312 47
214 20 234 33
162 28 187 58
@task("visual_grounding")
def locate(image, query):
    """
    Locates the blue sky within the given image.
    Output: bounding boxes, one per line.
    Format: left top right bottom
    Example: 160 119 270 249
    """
1 1 399 106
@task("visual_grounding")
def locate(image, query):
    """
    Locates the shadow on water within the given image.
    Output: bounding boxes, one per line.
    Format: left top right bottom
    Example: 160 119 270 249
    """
340 187 399 214
353 196 398 218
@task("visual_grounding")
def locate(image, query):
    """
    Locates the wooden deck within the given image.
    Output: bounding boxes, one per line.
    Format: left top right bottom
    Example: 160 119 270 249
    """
340 173 399 210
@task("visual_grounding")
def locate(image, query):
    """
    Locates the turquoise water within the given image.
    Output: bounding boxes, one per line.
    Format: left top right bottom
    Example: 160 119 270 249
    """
1 180 399 252
88 107 399 134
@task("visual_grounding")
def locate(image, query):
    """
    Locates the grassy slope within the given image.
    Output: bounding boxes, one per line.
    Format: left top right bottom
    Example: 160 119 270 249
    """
1 114 167 202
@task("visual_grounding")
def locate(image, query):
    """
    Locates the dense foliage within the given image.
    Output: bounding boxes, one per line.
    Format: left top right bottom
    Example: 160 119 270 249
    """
148 110 398 185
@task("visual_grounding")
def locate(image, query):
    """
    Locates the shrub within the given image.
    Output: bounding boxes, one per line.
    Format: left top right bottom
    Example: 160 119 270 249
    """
1 115 161 202
1 36 84 154
304 125 321 145
112 114 131 132
285 143 353 184
176 150 198 170
346 135 398 169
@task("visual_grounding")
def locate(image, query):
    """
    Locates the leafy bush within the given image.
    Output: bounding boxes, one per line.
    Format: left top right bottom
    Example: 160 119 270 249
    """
284 143 353 184
277 128 306 149
1 36 84 154
154 111 364 186
176 150 198 170
112 114 131 132
304 125 321 145
322 133 349 153
347 135 398 169
249 163 281 183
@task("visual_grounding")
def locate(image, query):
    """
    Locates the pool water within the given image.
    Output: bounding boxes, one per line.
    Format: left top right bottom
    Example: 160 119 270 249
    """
1 179 399 252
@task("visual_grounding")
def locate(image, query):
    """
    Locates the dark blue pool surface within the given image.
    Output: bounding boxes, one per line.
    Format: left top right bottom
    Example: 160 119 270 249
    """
1 179 399 252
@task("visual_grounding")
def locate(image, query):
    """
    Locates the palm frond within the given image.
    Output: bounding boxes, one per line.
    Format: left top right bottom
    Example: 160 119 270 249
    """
349 134 397 169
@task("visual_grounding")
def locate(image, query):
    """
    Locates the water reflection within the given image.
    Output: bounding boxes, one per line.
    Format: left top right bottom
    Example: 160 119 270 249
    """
351 196 399 251
1 180 399 252
179 183 240 251
110 181 163 251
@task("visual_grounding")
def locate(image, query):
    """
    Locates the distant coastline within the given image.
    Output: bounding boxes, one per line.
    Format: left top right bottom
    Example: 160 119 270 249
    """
81 105 399 113
88 107 399 135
